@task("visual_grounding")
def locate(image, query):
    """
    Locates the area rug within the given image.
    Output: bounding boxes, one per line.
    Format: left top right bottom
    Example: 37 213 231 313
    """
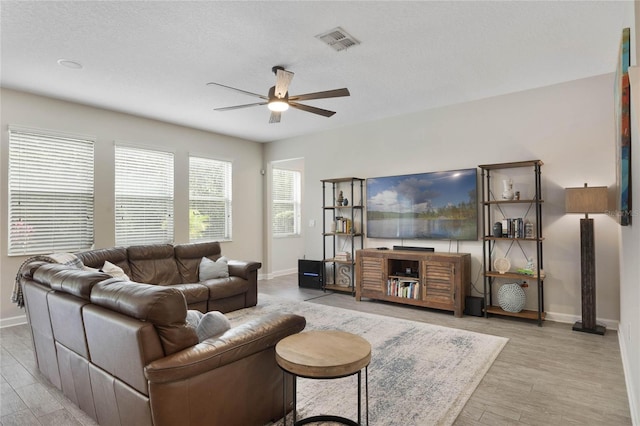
226 294 508 426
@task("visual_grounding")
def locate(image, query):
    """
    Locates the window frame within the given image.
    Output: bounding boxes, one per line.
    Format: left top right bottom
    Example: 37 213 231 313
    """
188 155 233 242
272 167 302 237
114 144 175 246
7 126 95 256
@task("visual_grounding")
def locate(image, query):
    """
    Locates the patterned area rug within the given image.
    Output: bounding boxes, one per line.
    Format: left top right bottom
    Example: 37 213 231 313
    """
226 294 508 426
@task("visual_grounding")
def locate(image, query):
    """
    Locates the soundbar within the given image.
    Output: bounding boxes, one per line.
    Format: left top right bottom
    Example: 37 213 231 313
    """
392 245 434 252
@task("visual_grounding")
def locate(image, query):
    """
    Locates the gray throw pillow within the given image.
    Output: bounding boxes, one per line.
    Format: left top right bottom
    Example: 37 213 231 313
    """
199 256 229 280
185 310 204 329
195 311 231 342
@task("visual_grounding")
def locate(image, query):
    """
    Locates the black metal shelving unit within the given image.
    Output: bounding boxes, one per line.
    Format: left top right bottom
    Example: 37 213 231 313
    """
479 160 545 326
321 177 364 295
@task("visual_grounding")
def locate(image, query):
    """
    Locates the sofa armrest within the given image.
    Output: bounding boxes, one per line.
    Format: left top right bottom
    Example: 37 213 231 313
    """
144 312 305 384
227 260 261 280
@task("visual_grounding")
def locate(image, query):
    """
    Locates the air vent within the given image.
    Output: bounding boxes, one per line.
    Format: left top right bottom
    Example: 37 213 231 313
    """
315 27 360 52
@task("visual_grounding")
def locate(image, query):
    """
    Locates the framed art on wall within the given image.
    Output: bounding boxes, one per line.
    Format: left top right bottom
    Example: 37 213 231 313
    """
614 27 631 226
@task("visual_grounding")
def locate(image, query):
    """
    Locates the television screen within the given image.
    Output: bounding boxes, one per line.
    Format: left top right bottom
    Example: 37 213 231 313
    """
366 168 478 240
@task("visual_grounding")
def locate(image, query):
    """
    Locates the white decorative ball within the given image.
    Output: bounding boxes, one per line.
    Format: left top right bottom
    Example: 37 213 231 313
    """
498 283 526 313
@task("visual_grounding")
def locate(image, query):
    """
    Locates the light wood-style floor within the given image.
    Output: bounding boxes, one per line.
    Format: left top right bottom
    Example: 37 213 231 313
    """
1 274 632 425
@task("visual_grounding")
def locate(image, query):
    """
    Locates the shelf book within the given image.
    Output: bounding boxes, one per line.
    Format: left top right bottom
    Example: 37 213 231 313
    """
387 278 420 299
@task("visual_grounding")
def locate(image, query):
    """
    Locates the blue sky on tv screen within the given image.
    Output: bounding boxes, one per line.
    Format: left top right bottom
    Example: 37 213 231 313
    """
367 169 477 213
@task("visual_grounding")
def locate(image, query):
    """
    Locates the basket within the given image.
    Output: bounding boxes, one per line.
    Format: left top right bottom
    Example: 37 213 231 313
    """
498 282 526 313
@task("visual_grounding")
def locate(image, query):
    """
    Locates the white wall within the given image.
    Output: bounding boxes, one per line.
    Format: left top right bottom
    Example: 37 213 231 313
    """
0 88 264 326
264 73 622 326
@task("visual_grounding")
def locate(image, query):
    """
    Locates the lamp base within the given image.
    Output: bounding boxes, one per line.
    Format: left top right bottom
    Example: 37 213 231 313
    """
572 321 606 335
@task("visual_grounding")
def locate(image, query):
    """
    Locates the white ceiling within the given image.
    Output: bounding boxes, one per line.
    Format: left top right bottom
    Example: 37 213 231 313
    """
0 1 631 143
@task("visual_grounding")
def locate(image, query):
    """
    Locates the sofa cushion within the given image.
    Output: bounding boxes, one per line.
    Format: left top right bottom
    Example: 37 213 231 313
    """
199 256 229 280
76 247 131 278
32 263 112 300
202 276 249 300
168 283 209 305
90 280 198 355
127 244 181 285
174 241 222 283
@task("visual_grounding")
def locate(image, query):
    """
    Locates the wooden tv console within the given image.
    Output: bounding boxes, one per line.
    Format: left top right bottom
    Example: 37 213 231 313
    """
355 249 471 317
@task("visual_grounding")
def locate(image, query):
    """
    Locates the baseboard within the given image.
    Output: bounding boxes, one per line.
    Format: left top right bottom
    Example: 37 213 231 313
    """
262 268 297 280
618 326 640 426
544 311 619 331
0 314 27 329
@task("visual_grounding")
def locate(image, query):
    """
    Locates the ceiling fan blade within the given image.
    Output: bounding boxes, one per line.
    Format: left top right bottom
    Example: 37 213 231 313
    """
289 88 350 102
207 82 268 100
214 102 267 112
269 111 281 124
274 68 294 98
289 102 336 117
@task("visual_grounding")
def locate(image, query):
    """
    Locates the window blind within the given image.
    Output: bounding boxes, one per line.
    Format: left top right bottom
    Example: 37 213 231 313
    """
189 156 232 242
272 168 301 236
115 146 174 246
8 128 95 256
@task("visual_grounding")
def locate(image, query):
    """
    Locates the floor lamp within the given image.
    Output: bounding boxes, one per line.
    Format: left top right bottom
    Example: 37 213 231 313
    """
565 183 608 335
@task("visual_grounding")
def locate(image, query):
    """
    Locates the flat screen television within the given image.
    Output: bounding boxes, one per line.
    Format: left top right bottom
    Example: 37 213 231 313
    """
366 168 478 240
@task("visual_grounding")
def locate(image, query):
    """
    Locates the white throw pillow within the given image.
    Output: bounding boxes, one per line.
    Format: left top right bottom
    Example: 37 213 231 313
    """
195 311 231 341
101 260 130 280
199 256 229 280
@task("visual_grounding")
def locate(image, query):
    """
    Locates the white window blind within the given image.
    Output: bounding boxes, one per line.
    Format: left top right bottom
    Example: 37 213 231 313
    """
115 146 174 246
8 127 95 256
272 168 301 236
189 156 232 242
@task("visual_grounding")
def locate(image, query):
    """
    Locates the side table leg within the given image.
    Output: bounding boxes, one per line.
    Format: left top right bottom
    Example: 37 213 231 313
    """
292 374 297 425
365 366 369 426
357 371 362 424
282 371 287 426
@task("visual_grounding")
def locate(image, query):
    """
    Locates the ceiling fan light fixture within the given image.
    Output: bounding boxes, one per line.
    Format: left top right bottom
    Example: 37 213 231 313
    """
268 100 289 112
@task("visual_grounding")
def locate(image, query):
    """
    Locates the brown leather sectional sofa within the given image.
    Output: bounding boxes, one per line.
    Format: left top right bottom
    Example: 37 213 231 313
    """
18 241 306 425
77 241 260 313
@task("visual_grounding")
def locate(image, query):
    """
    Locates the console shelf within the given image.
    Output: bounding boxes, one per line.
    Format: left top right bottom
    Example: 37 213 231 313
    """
355 248 471 317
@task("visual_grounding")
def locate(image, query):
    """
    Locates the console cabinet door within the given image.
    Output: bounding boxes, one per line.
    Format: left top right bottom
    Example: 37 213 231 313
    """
356 255 386 300
421 260 455 309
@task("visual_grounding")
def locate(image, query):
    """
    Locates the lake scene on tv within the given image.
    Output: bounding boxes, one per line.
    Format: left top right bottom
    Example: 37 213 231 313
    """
366 168 478 240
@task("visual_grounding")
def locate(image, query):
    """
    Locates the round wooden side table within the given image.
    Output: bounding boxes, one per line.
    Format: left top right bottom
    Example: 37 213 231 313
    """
275 330 371 426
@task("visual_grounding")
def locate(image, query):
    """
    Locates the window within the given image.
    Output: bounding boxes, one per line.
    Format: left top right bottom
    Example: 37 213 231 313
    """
8 127 94 256
115 146 174 246
272 168 301 236
189 156 232 242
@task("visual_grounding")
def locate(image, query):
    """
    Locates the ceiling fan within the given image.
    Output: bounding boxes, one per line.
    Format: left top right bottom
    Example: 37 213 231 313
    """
207 66 350 124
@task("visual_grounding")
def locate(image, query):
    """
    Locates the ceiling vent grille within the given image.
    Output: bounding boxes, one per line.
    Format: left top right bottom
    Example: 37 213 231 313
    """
315 27 360 52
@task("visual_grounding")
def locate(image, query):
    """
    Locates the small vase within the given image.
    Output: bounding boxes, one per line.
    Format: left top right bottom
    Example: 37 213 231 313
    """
501 179 514 200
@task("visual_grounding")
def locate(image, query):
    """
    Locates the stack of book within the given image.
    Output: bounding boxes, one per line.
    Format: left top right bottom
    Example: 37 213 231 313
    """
334 251 351 262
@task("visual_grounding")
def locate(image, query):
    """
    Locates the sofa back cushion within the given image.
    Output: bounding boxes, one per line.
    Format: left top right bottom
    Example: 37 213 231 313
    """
83 304 164 396
76 247 131 278
174 241 222 283
32 263 111 300
127 244 181 285
90 280 198 355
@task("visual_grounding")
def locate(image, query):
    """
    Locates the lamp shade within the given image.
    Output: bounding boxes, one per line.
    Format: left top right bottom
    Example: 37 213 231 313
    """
565 184 608 213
